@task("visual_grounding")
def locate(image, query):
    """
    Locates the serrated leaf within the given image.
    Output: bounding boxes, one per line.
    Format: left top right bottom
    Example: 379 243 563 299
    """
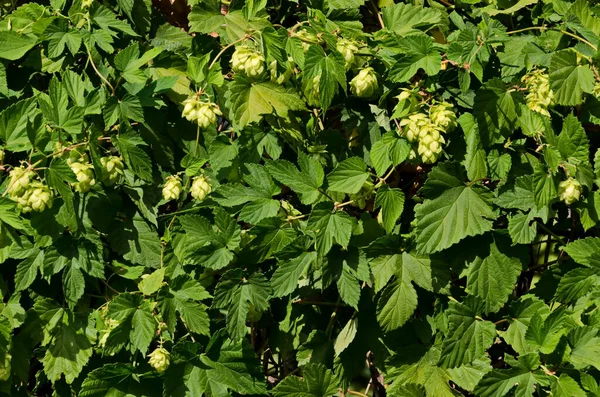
389 35 441 83
266 152 324 204
307 203 354 256
550 50 595 106
272 363 338 397
415 183 494 254
303 46 346 110
381 3 443 36
326 157 369 194
42 323 93 384
229 77 307 127
138 268 165 295
271 252 317 297
439 299 496 368
0 31 37 60
465 240 523 314
375 185 404 234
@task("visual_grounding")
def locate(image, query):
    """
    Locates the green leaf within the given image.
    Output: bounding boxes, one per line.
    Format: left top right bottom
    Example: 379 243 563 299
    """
415 183 495 254
508 212 537 245
303 45 346 110
0 31 37 60
334 317 357 357
326 157 369 194
62 266 85 309
525 310 569 354
501 296 550 354
42 322 93 384
228 77 307 127
38 76 84 135
104 94 144 127
130 303 155 354
569 326 600 371
374 185 404 234
138 268 165 295
266 152 324 204
557 114 590 163
474 354 547 397
15 251 44 292
307 203 355 256
473 79 523 145
563 237 600 268
164 334 267 397
113 133 153 181
0 97 37 152
377 274 417 332
465 240 523 314
460 114 488 181
551 374 587 397
389 35 441 83
271 252 317 297
381 3 443 36
439 298 496 368
549 50 595 106
272 363 338 397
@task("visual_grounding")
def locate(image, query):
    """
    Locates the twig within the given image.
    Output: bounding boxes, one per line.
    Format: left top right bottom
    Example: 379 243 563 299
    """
536 221 567 246
347 391 369 397
293 299 349 307
369 0 385 30
86 46 115 93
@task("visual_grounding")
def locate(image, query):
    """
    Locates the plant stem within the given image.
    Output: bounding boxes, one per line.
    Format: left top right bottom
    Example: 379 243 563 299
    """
86 46 115 93
536 221 567 246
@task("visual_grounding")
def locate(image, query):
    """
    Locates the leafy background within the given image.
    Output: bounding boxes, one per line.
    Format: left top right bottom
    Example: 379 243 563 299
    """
0 0 600 396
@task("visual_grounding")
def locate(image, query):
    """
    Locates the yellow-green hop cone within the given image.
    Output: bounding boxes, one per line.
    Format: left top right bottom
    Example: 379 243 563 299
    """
417 128 445 165
399 113 429 143
182 96 222 129
593 81 600 98
0 149 4 164
70 162 95 193
66 149 89 165
429 102 457 131
162 176 182 201
21 182 53 213
231 46 265 78
191 176 211 201
101 156 124 185
522 69 553 117
336 38 359 68
350 67 378 98
558 177 582 205
349 180 374 210
148 347 170 373
7 167 34 197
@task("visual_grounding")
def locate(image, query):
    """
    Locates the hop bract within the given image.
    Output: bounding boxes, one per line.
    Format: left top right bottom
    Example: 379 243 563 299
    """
7 167 34 197
18 182 53 213
522 69 554 117
0 149 4 163
70 162 96 193
430 102 457 131
350 67 378 98
558 177 582 205
162 176 182 201
191 176 211 201
101 156 125 185
148 347 170 373
336 38 359 68
182 97 222 129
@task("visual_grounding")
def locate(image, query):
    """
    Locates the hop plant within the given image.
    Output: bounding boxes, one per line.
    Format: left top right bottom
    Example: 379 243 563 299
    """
98 318 120 348
191 176 211 201
350 67 378 98
182 96 222 129
162 176 182 201
336 38 359 69
231 46 265 78
18 181 53 213
101 156 124 185
593 81 600 98
522 69 554 117
295 29 318 51
430 102 457 131
0 149 4 163
558 177 582 205
6 167 34 197
66 148 88 165
70 162 95 193
148 347 170 373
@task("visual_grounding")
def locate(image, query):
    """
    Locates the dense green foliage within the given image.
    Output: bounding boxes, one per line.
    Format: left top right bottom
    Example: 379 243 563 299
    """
1 0 600 395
